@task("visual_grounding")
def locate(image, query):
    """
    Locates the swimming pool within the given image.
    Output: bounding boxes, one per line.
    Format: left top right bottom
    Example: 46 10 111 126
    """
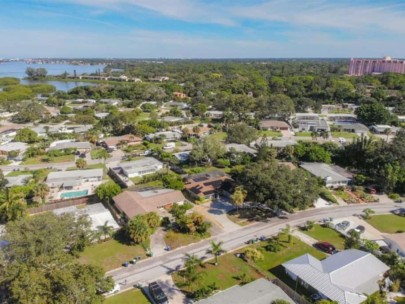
60 190 89 199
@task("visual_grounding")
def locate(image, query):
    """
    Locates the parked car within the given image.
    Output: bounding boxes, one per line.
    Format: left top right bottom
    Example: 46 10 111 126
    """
314 242 337 254
392 208 405 217
148 281 169 304
335 221 350 231
354 225 365 234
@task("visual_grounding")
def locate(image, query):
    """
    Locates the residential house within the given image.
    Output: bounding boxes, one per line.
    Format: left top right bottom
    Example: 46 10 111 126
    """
297 119 330 132
166 101 189 109
146 130 182 142
283 249 389 304
102 134 143 150
300 162 352 188
205 110 224 120
6 174 32 187
0 128 19 143
173 151 191 163
99 99 119 106
46 169 103 190
225 144 257 155
326 114 358 123
383 233 405 258
260 120 290 131
48 141 92 153
0 142 28 159
150 76 169 82
333 122 369 135
369 125 397 134
118 157 163 178
113 189 185 220
95 112 110 119
197 278 293 304
184 170 234 200
53 203 120 231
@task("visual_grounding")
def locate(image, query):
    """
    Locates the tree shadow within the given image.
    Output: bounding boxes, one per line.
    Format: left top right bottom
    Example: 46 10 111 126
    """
113 228 133 245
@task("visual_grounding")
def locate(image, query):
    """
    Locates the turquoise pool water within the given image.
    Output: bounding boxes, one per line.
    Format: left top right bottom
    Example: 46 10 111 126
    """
60 190 89 199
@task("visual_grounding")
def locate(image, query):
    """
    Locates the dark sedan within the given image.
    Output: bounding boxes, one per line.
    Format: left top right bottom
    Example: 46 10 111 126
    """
314 242 338 254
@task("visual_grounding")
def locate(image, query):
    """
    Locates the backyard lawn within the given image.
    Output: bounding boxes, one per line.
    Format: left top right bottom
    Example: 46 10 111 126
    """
366 214 405 234
104 289 150 304
207 132 227 141
258 130 282 137
302 224 346 249
21 154 75 165
331 131 358 139
79 237 146 271
164 230 205 249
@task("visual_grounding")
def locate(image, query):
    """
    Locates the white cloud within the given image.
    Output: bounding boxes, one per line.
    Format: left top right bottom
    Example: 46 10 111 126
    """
232 0 405 34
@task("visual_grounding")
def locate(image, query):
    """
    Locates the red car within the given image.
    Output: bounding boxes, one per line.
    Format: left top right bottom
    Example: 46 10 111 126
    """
314 242 337 254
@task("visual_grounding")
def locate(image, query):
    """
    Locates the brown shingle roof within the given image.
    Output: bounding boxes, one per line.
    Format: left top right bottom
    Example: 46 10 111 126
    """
103 134 142 147
184 171 233 197
113 189 185 219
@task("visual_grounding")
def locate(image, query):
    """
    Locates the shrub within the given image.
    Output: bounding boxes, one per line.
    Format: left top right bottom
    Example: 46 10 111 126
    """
319 188 338 204
388 193 401 200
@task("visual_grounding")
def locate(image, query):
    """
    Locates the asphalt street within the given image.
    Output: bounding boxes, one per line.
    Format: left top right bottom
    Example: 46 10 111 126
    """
108 201 400 292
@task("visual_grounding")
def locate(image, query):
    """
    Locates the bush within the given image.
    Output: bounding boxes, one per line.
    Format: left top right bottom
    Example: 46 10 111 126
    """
388 193 401 200
319 188 338 204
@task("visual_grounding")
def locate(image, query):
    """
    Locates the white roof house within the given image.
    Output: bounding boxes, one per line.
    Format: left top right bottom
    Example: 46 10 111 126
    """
283 249 389 304
53 203 119 231
300 162 351 188
146 131 182 142
48 141 92 151
46 169 103 189
226 144 257 155
197 278 293 304
0 142 28 154
119 157 163 178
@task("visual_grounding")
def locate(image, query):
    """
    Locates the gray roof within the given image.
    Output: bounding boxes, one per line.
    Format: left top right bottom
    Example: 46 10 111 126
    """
300 162 351 184
6 174 32 187
0 142 28 152
283 249 389 304
226 143 257 155
253 138 297 148
47 169 103 184
146 131 182 141
49 141 91 150
334 122 369 133
119 157 163 175
197 278 293 304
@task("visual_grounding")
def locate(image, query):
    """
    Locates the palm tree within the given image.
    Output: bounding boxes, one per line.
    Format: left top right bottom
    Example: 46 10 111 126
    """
96 221 114 241
207 241 225 266
33 183 50 204
184 253 202 270
362 208 375 220
281 224 293 244
0 189 27 222
97 149 110 173
231 186 247 211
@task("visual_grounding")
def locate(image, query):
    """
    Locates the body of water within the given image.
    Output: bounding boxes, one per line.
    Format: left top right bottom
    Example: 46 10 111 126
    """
20 79 98 92
0 61 105 91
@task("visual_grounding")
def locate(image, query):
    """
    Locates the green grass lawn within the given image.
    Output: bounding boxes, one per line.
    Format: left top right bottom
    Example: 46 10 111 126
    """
207 132 227 141
172 251 262 296
79 237 146 271
21 154 75 165
301 224 345 249
164 230 206 249
294 131 312 137
395 297 405 304
6 168 54 182
67 163 106 171
258 130 282 137
249 237 326 278
104 289 150 304
366 214 405 234
331 131 359 139
135 112 150 121
6 170 32 177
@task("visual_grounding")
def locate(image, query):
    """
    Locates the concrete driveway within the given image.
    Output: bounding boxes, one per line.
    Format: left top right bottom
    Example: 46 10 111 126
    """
150 227 168 257
195 198 241 234
155 274 190 304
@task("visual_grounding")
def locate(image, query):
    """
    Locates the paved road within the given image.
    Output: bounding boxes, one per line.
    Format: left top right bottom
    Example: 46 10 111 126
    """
108 202 400 292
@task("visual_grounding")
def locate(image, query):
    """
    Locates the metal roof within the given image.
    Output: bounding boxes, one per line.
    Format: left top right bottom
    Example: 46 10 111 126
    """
283 249 389 304
300 162 351 184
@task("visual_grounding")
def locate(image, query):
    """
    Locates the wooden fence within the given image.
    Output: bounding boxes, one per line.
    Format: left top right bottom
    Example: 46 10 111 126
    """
272 278 310 304
28 195 97 214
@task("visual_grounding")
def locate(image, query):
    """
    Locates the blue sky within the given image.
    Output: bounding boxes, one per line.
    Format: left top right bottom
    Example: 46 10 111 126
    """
1 0 405 58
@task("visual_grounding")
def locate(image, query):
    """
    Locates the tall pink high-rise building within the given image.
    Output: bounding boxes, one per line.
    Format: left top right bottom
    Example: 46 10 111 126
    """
349 56 405 76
